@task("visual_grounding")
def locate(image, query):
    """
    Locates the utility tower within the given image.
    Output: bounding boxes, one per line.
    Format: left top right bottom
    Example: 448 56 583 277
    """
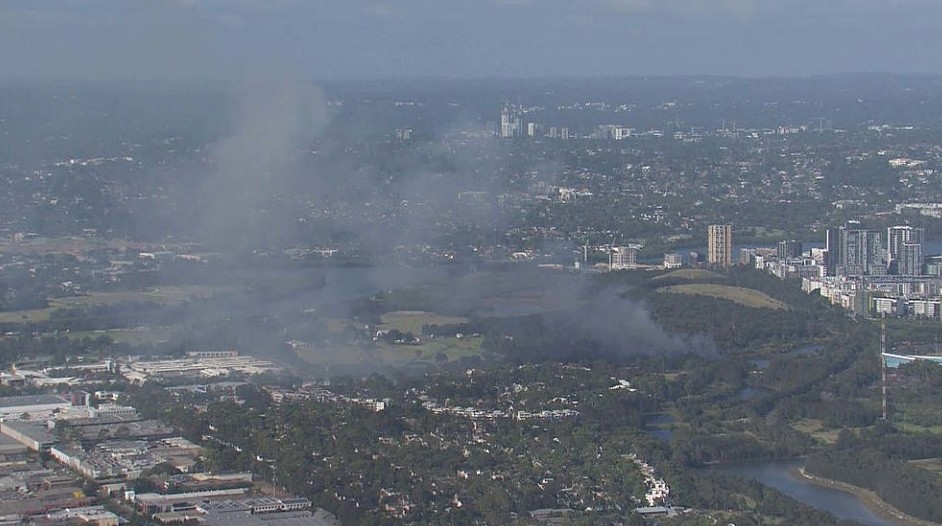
881 318 888 421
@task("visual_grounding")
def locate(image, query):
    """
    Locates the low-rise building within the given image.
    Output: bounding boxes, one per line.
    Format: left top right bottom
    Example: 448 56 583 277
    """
132 488 250 514
0 420 57 451
121 356 280 384
0 395 71 420
41 506 120 526
0 434 29 464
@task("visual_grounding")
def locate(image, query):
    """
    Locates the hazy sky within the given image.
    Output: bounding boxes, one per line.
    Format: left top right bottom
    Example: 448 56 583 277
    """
2 0 941 80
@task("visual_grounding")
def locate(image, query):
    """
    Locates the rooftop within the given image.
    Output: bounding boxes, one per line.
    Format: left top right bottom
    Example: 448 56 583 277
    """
0 395 70 410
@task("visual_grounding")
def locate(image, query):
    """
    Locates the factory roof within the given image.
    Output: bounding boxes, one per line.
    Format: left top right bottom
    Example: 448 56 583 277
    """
0 394 69 409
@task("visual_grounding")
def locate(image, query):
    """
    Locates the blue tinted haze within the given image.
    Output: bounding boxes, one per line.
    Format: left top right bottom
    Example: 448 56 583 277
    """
1 0 940 79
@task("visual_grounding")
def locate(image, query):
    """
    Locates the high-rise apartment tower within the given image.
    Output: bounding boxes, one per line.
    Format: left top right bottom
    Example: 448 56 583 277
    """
707 224 733 267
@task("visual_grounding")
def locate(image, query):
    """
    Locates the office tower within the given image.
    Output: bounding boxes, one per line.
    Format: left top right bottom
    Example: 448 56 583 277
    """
778 240 803 259
887 226 925 274
707 224 733 267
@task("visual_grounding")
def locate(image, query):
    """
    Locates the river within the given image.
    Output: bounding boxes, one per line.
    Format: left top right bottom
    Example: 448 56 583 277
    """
706 460 902 526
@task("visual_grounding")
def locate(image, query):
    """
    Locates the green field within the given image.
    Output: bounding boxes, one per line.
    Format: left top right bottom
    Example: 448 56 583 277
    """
909 458 942 478
653 269 726 281
293 335 483 372
792 418 842 444
0 285 228 325
896 422 942 435
377 311 470 335
379 269 588 318
294 310 484 373
659 283 790 310
0 308 53 324
49 285 223 307
65 326 177 345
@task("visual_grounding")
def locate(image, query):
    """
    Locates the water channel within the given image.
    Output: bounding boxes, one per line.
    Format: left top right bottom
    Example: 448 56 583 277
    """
645 414 904 525
706 460 902 526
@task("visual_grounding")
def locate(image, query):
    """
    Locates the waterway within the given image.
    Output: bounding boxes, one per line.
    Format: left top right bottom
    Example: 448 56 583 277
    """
706 460 901 526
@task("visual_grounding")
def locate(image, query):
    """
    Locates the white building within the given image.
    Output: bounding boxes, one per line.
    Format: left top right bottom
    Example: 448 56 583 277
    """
499 105 522 138
872 297 902 317
611 245 641 270
909 299 940 318
663 253 683 269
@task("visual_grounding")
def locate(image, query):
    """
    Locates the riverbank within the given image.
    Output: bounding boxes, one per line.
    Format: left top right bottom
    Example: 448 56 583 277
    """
796 468 936 526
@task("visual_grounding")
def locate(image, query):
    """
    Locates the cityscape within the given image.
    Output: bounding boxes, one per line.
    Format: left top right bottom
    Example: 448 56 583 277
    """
4 2 942 526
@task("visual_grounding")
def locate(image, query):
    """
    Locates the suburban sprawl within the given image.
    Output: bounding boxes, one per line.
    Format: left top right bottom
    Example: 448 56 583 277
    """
3 76 942 525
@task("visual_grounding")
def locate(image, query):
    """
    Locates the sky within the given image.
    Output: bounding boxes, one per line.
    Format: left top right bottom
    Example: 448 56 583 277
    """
1 0 942 80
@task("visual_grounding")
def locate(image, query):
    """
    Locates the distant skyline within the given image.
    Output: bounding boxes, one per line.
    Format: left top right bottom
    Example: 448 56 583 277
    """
2 0 942 81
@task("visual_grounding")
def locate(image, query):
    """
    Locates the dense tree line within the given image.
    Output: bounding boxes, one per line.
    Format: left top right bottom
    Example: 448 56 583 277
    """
806 447 942 523
0 333 115 364
632 438 851 526
0 272 48 311
669 470 849 526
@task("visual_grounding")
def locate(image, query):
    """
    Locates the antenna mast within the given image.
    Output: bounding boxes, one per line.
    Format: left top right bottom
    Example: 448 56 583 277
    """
881 318 888 421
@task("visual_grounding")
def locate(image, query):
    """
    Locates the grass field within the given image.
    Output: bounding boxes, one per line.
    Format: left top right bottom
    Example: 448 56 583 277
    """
897 421 942 435
0 308 54 324
653 269 727 281
377 311 470 335
659 283 790 310
296 311 484 373
65 326 177 345
909 458 942 478
380 269 588 318
293 335 483 371
49 285 223 307
792 418 841 444
0 285 227 325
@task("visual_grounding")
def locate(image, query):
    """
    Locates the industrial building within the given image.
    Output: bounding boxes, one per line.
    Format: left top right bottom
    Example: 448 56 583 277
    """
0 420 57 451
120 356 280 384
0 395 71 420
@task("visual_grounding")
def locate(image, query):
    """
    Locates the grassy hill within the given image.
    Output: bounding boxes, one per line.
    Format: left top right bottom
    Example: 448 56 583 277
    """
659 283 791 310
653 269 726 281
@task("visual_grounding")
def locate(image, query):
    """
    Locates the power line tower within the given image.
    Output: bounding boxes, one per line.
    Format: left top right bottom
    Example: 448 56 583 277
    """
881 318 888 421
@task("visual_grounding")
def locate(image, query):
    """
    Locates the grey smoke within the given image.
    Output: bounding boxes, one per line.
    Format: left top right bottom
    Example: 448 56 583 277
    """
198 80 330 249
543 287 717 358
